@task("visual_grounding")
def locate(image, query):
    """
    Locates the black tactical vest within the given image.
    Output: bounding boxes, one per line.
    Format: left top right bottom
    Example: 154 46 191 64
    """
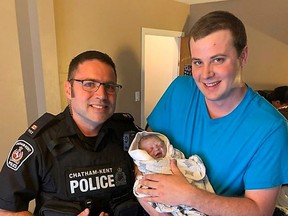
24 109 142 215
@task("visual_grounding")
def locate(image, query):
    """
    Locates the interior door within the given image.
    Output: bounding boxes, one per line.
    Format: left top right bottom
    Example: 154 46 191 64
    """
141 28 183 128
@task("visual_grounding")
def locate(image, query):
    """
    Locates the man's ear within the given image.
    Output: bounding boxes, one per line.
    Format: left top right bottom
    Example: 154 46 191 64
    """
64 80 73 99
240 46 248 67
239 46 248 67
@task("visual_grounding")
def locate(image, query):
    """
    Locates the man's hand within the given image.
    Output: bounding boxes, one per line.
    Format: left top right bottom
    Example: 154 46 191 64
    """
0 209 32 216
138 159 192 206
77 208 108 216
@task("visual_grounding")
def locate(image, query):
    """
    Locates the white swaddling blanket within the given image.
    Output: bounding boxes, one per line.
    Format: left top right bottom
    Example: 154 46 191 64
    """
128 131 214 216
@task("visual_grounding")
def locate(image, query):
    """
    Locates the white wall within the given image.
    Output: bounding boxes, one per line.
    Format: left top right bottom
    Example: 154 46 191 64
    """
144 35 180 128
243 25 288 89
0 0 61 166
0 1 27 166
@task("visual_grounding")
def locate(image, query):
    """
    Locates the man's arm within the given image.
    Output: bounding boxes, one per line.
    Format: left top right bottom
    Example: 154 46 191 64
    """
184 185 278 216
138 159 279 216
0 208 109 216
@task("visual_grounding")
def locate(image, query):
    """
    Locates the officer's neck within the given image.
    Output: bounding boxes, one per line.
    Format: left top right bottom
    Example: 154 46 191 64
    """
77 123 103 137
69 108 104 137
72 118 103 137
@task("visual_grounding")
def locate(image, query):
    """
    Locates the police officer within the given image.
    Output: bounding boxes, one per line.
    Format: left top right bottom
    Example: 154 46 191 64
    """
0 50 143 216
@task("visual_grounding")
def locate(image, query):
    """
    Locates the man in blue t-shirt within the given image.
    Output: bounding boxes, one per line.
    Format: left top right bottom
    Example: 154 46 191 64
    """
137 11 288 216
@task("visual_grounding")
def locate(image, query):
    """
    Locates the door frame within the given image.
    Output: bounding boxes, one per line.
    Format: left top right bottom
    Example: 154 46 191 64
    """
141 28 184 128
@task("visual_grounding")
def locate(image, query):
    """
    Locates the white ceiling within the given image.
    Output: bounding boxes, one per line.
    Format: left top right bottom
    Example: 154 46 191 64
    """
175 0 288 45
175 0 230 4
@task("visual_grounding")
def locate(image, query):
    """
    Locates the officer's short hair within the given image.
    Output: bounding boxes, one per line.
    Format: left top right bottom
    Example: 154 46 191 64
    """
67 50 116 80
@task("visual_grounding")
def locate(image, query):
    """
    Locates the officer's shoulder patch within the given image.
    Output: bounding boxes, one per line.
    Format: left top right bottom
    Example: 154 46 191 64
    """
6 139 34 171
25 113 56 138
112 113 134 122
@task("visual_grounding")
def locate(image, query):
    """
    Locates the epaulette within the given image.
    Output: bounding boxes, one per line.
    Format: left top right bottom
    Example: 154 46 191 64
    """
25 113 56 138
112 113 134 122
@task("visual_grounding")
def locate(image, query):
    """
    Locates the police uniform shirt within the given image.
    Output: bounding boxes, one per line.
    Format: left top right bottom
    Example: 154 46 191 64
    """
0 107 140 214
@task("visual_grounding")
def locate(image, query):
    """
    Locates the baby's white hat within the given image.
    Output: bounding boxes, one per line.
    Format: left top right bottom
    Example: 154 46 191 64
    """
128 131 172 161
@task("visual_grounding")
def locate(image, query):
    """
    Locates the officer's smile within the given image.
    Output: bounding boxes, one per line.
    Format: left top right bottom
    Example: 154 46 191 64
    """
91 104 108 109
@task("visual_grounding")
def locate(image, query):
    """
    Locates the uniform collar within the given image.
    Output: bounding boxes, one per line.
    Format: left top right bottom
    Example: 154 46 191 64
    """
63 107 118 151
62 106 118 136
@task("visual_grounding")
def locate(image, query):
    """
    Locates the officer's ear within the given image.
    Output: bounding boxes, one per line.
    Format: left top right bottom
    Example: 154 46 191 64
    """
64 80 74 99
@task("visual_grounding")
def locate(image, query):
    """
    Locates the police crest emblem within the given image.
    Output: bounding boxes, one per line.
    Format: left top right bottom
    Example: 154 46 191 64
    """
115 167 127 186
6 140 34 171
10 146 24 164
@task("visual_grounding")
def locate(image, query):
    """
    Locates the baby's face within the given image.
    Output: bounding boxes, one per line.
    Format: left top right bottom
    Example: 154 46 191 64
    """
139 136 167 159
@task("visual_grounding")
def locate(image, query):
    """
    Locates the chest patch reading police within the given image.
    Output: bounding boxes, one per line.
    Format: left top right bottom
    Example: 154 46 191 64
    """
66 165 128 197
6 140 34 171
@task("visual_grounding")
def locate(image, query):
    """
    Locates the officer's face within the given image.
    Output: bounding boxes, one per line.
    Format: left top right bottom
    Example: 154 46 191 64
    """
65 59 117 135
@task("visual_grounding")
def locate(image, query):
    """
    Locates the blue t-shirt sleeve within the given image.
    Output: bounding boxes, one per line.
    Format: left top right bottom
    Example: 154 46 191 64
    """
244 119 288 189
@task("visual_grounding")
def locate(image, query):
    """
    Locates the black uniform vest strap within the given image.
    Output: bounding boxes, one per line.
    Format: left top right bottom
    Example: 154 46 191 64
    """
25 113 56 138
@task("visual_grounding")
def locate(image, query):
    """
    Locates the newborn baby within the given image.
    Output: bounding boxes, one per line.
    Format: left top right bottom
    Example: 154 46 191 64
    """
128 131 214 216
138 133 170 159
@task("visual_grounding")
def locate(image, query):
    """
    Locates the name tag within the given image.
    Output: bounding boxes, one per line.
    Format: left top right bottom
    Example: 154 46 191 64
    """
66 165 128 197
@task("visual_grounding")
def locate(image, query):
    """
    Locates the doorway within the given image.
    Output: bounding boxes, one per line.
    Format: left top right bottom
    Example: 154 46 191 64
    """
141 28 184 129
